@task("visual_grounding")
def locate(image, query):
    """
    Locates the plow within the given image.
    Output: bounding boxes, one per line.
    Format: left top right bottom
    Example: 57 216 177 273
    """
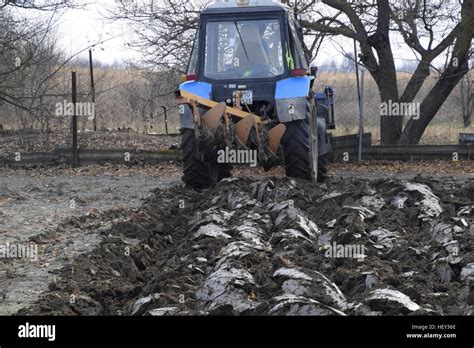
176 89 286 172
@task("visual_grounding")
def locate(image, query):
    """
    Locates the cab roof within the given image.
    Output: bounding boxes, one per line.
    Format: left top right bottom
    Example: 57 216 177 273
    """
203 0 289 14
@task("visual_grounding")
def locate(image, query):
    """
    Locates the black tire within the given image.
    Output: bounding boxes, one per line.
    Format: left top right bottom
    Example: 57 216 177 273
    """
318 154 328 183
281 99 317 181
181 129 231 189
281 118 312 180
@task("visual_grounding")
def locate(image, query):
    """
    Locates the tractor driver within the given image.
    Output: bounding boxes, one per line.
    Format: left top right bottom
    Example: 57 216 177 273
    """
233 22 272 78
233 21 289 78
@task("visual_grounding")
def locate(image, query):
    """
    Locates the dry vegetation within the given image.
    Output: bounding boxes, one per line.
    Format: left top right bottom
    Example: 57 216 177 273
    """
317 71 474 144
0 67 472 151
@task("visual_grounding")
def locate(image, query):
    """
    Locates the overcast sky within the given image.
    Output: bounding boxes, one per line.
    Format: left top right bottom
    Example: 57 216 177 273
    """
53 0 140 65
15 0 455 70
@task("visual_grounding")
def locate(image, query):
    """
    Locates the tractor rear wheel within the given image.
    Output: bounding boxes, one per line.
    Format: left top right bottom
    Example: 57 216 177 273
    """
181 128 230 189
281 99 318 181
281 119 311 180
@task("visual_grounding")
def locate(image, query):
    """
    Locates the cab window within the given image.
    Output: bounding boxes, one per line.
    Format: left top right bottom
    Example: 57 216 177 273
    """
288 18 308 70
204 19 285 80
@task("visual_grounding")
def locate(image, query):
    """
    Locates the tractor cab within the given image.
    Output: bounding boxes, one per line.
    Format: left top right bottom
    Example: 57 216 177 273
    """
184 0 310 116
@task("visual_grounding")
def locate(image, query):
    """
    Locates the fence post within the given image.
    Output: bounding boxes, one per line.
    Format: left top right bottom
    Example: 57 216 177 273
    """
358 68 365 161
162 106 168 135
89 49 97 132
71 71 79 168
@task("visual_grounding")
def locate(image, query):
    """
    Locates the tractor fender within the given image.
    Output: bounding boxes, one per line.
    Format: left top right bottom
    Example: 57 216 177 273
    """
178 81 213 129
178 104 195 129
318 117 332 156
275 76 313 123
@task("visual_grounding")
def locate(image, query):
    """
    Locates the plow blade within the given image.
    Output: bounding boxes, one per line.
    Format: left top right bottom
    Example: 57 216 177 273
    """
267 124 286 155
201 102 226 135
234 114 256 146
180 91 287 165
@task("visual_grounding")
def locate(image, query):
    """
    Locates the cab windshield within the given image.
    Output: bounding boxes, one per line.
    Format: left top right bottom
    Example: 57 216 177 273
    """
204 19 285 80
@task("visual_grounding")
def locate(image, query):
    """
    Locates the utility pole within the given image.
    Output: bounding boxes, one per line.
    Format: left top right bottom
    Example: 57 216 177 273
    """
89 49 97 131
358 69 365 161
354 40 361 103
71 71 78 168
354 39 364 161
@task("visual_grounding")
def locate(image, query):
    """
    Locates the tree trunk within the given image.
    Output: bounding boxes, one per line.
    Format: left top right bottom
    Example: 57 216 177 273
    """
398 0 473 144
398 62 468 144
369 48 402 145
366 0 403 145
379 90 403 145
363 44 402 145
462 77 473 127
399 61 431 103
363 57 402 144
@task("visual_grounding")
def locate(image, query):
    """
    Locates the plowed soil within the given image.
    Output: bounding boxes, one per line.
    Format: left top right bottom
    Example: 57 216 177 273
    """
15 173 473 316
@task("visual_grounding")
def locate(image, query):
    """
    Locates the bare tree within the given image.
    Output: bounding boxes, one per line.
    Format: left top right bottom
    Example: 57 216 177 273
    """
0 0 77 111
109 0 207 73
299 0 473 144
0 0 74 11
0 0 83 151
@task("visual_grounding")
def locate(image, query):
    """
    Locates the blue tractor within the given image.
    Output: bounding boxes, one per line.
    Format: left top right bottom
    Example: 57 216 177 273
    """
176 0 335 189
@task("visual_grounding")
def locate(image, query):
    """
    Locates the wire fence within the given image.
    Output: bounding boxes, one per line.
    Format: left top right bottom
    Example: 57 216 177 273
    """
0 67 182 156
315 69 473 145
0 66 472 160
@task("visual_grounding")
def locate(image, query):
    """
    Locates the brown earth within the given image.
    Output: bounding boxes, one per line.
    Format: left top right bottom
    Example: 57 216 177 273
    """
10 167 472 316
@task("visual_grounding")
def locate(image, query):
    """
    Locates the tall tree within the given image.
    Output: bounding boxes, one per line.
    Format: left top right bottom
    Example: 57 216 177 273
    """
109 0 207 72
0 0 75 111
296 0 473 144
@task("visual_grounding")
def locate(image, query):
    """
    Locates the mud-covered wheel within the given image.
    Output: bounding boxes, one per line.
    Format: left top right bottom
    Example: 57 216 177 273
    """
181 129 231 189
281 99 318 181
318 154 328 182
